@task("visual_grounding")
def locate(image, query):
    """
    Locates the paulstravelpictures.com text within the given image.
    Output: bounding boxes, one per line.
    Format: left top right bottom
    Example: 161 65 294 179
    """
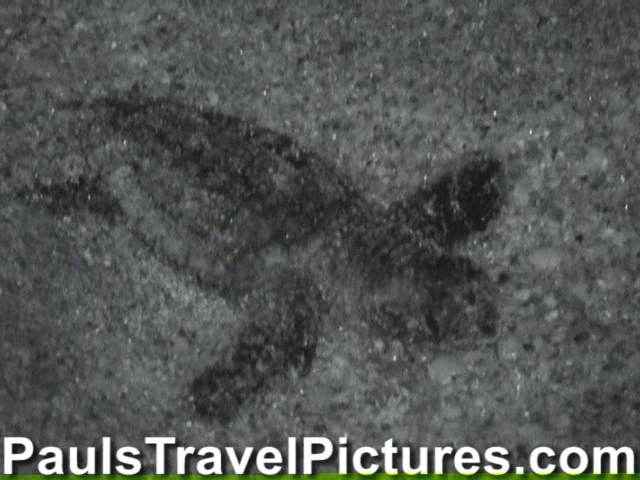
2 436 636 475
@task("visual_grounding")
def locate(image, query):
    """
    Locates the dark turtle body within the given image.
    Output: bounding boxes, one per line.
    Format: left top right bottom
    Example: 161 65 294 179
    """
21 91 505 421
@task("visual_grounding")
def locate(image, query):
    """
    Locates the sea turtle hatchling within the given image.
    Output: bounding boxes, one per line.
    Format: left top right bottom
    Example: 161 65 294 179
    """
19 90 505 421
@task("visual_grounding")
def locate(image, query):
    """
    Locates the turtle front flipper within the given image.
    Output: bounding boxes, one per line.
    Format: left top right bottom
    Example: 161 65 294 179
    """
190 267 324 421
